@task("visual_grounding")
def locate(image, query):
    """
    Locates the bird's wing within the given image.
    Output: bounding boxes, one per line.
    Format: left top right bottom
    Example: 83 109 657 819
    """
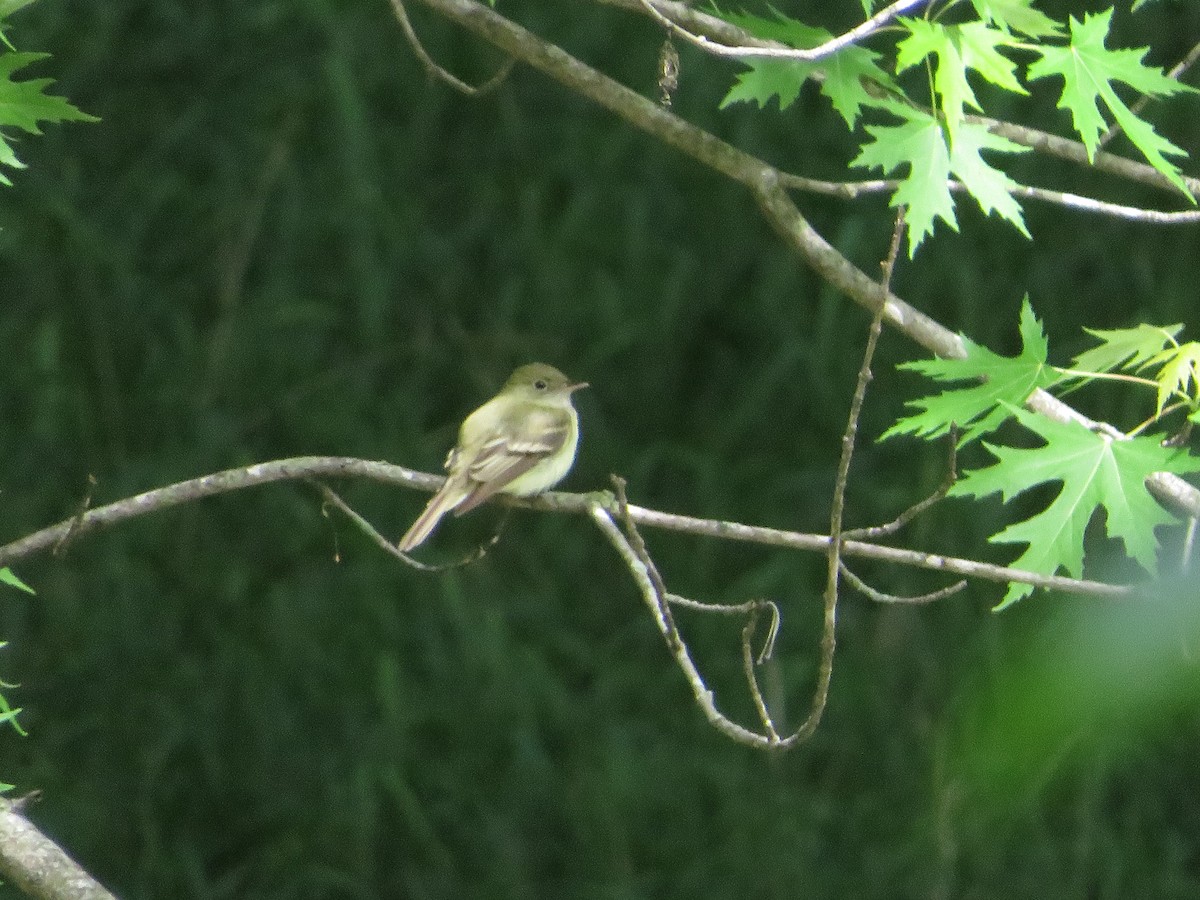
454 406 572 515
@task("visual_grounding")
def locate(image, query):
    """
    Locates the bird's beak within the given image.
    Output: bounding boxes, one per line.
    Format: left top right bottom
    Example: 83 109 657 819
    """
568 381 589 393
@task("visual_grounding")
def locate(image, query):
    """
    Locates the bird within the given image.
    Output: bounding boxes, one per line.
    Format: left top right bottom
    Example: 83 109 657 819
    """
397 363 587 552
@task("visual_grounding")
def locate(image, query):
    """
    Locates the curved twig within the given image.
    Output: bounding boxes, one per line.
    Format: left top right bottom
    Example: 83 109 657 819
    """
388 0 515 96
611 475 681 649
639 0 928 62
666 593 780 661
607 476 786 741
839 561 968 604
316 481 503 571
844 427 957 541
795 209 906 744
742 608 779 740
588 501 771 747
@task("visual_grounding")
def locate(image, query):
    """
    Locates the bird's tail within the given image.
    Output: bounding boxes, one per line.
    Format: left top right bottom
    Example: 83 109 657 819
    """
398 482 465 552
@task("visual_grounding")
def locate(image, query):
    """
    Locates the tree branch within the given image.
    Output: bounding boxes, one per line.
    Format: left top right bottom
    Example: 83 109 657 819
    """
637 0 928 62
0 797 117 900
970 115 1200 201
779 172 1200 223
588 501 771 747
0 457 1135 599
598 0 767 49
0 458 435 567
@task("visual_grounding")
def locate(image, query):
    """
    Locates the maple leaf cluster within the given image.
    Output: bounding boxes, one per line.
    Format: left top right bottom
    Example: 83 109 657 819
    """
720 4 1197 255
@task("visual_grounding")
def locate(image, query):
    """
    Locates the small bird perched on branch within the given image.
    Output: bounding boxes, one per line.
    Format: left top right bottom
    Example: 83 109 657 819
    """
398 363 587 552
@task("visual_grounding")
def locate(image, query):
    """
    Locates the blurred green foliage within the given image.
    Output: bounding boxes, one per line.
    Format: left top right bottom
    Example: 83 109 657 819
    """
0 0 1198 897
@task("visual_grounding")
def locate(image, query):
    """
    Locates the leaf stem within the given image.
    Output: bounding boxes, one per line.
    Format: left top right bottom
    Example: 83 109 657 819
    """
1052 367 1160 389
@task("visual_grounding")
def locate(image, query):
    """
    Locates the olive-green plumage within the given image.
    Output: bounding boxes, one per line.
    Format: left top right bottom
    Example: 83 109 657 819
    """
398 364 586 552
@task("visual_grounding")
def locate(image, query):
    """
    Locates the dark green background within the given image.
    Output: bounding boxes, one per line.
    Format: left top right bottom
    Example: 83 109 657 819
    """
1 1 1199 897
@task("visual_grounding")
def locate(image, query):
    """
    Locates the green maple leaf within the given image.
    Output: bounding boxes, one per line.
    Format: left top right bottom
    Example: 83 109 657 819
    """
897 19 1026 138
896 20 978 137
884 298 1060 444
950 21 1027 96
853 102 955 254
0 1 39 15
952 404 1200 608
819 41 898 127
721 59 808 112
1066 324 1197 424
950 121 1030 236
854 103 1029 254
713 7 816 45
0 51 97 185
1070 323 1182 374
0 1 39 51
0 696 23 735
1026 9 1197 197
970 0 1062 38
1142 342 1200 417
0 567 34 594
718 11 895 126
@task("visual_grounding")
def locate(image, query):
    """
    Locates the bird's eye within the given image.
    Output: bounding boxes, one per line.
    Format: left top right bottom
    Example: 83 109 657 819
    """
534 379 547 390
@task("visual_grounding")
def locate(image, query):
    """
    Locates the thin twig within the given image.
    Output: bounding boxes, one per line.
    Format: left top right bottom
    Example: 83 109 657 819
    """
613 471 787 739
316 482 502 571
796 208 906 743
389 0 515 96
666 593 780 661
611 475 681 646
1002 184 1200 223
611 480 780 665
594 498 825 749
778 172 1200 223
844 426 957 541
52 474 96 557
588 501 772 747
840 561 967 604
665 593 756 613
639 0 928 62
742 607 779 740
970 115 1200 200
665 593 783 657
753 600 780 663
